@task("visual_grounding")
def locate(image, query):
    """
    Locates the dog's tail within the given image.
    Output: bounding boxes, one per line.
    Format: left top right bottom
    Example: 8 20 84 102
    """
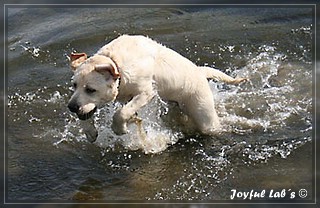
199 66 247 85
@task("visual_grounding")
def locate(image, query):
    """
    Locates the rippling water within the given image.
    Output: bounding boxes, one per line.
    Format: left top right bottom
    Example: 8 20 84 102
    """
6 6 314 203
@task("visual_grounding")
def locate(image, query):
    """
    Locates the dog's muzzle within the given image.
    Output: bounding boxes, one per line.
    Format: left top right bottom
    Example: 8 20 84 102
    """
77 107 97 120
68 103 97 120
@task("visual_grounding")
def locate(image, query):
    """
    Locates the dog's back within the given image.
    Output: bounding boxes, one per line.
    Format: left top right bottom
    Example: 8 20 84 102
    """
97 35 204 101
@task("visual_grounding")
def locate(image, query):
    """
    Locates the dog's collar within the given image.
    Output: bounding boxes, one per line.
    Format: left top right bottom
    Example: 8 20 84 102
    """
109 56 121 90
110 56 121 77
116 75 121 89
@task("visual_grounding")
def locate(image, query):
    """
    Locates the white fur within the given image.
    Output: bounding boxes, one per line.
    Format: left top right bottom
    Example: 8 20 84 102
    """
68 35 246 138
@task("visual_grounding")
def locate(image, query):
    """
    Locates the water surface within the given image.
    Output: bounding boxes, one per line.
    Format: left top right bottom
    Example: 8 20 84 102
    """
6 6 314 203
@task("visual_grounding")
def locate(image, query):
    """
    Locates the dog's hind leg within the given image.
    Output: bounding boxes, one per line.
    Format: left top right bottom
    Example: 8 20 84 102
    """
182 90 221 135
199 66 247 84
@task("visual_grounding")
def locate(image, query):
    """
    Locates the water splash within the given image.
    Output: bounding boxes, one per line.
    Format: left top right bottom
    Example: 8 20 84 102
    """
8 43 312 158
93 96 183 154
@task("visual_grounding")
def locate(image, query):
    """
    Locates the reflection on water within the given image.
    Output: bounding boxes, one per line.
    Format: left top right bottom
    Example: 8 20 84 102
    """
6 6 314 202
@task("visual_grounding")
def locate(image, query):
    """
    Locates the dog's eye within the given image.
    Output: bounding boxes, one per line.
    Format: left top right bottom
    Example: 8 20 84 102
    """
85 87 96 94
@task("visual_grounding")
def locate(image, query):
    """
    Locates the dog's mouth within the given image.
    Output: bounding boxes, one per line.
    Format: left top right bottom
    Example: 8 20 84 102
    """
77 107 97 120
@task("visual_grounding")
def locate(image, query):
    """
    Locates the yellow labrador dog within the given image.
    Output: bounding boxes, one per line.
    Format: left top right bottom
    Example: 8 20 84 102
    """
68 35 246 142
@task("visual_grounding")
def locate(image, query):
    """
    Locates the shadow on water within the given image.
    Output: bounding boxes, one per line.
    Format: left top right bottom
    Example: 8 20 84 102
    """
5 6 315 205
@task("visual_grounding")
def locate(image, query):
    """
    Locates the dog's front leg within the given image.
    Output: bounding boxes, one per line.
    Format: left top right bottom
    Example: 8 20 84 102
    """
80 118 98 143
112 91 154 135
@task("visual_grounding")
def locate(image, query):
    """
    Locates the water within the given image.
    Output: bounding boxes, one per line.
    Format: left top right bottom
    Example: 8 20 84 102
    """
6 6 314 203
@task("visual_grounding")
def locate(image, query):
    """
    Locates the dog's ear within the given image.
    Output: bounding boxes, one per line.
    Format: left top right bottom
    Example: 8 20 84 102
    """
95 63 120 80
70 53 87 70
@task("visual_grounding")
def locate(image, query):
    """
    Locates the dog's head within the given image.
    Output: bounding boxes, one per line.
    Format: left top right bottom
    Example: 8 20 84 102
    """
67 53 120 120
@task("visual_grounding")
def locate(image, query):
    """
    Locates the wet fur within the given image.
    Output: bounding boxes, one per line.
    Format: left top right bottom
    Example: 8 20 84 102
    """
68 35 246 139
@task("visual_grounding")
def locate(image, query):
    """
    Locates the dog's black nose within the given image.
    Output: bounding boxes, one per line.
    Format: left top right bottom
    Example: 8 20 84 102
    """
68 102 79 113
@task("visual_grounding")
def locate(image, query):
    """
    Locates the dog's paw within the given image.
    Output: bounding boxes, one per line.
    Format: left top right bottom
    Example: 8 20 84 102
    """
111 122 128 135
79 118 98 143
84 129 98 143
231 77 248 84
112 110 129 135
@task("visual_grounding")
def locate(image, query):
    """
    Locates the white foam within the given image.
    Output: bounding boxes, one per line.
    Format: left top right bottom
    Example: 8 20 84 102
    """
47 91 63 103
95 120 180 154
